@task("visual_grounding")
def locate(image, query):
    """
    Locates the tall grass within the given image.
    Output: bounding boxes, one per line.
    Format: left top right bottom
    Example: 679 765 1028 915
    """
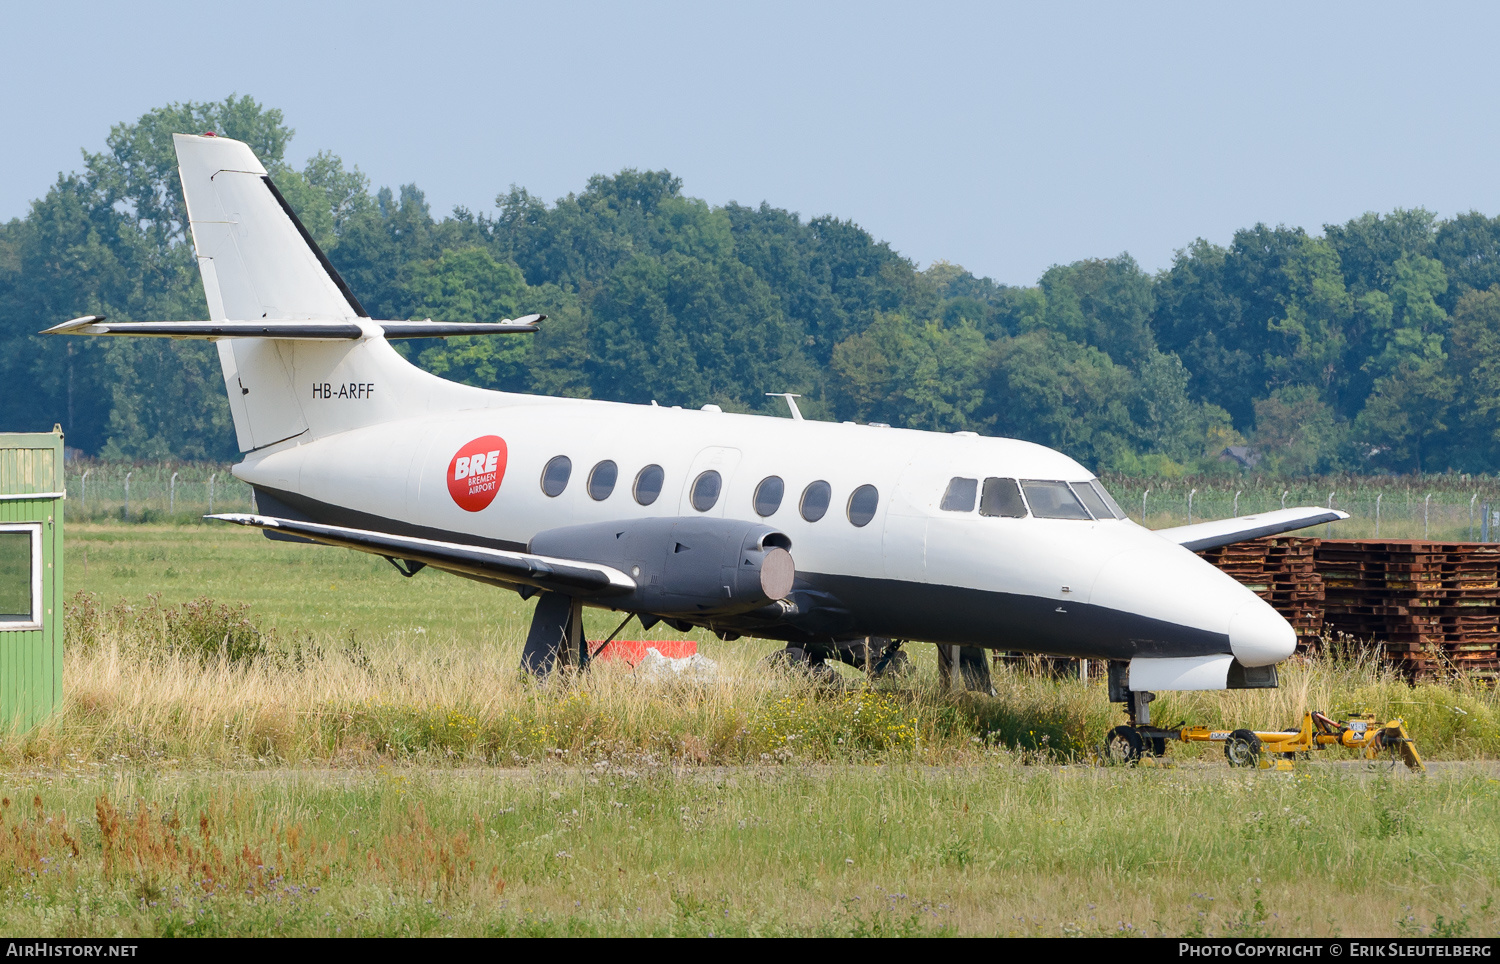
8 593 1496 768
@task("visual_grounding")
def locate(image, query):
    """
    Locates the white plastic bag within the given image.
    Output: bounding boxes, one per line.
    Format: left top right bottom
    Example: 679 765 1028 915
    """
636 647 717 681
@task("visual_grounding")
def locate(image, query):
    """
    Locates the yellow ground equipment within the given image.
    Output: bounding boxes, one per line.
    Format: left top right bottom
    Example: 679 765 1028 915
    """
1107 712 1424 771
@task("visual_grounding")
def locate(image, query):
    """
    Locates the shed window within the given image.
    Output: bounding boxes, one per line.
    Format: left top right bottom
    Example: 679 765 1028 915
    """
753 476 784 517
941 477 977 512
690 471 722 512
633 464 665 506
540 456 572 497
0 525 40 628
979 478 1027 518
847 485 879 527
587 460 618 501
1021 480 1092 520
800 481 832 522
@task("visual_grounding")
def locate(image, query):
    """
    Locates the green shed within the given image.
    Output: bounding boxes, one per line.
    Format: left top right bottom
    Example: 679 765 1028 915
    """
0 427 64 731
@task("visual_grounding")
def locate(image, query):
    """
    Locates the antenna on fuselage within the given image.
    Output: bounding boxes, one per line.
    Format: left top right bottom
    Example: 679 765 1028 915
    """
766 393 804 420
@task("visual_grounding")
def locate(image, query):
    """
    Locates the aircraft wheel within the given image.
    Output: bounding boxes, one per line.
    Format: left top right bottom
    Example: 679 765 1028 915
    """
1104 725 1143 764
1224 729 1262 768
871 649 912 679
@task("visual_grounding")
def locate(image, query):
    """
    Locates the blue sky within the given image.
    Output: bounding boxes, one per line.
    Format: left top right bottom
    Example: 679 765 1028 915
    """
5 2 1498 285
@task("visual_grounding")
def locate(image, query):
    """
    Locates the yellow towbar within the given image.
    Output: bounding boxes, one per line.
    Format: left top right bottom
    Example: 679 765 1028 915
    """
1131 712 1424 771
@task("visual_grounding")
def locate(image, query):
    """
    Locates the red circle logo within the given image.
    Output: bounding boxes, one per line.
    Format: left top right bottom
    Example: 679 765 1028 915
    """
447 435 508 512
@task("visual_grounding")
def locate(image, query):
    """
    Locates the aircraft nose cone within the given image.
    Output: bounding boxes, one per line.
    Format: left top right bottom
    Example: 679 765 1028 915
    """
1228 598 1296 667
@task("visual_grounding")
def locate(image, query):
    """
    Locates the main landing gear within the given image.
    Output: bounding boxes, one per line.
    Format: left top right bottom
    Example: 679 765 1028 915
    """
936 644 997 696
519 592 589 676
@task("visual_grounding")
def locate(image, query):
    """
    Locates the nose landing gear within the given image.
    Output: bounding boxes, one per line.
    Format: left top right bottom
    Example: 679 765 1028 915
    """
1103 660 1166 763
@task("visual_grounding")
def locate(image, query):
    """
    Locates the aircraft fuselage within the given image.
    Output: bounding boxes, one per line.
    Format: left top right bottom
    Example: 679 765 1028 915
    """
233 393 1291 667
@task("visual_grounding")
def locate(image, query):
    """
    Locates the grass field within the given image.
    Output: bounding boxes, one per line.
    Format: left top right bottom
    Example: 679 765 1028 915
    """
1 766 1495 937
0 522 1494 936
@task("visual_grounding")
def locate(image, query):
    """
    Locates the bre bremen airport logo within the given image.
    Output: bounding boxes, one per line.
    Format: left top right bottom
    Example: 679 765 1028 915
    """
448 436 508 512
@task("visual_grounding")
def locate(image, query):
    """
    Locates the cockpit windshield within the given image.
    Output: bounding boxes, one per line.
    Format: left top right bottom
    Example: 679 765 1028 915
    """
1070 481 1113 520
1086 480 1128 519
943 476 1128 521
1020 480 1092 520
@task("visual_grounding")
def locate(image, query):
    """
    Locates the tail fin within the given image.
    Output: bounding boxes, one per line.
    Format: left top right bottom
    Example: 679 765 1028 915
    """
175 133 365 452
46 135 535 454
174 133 365 323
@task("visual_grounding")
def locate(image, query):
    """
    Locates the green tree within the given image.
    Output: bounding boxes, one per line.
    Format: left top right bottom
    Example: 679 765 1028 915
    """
1434 212 1500 306
1249 386 1345 475
404 247 531 390
1442 285 1500 471
827 312 986 431
980 331 1139 469
1036 255 1157 367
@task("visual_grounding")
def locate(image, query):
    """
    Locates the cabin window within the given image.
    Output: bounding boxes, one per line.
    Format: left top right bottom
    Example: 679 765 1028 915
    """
979 478 1027 518
1071 481 1113 521
540 456 572 497
587 460 618 501
847 484 879 527
1090 480 1128 519
690 470 722 512
800 481 832 522
0 525 39 627
754 476 784 517
1021 480 1092 520
941 477 977 512
633 464 665 506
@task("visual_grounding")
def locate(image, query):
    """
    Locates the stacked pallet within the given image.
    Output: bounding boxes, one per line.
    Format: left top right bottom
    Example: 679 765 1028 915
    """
1200 538 1500 679
1315 541 1500 679
1198 537 1325 646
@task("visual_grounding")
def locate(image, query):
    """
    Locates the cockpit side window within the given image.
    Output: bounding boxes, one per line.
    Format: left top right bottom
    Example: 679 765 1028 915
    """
979 478 1027 518
940 477 977 512
1020 480 1091 520
1071 481 1112 520
1090 480 1128 519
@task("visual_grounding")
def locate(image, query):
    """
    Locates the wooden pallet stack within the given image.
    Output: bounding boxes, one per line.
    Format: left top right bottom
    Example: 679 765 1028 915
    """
1316 541 1500 679
1200 537 1500 680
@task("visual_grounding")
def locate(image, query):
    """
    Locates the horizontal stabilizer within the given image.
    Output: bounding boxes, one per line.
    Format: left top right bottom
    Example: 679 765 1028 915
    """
1156 506 1350 552
208 513 635 596
43 315 542 340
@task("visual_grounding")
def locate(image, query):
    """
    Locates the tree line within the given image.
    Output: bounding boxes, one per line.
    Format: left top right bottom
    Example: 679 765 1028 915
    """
3 96 1499 476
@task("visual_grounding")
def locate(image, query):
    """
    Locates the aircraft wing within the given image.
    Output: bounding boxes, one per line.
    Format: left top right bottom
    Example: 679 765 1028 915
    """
209 513 636 596
1155 506 1350 552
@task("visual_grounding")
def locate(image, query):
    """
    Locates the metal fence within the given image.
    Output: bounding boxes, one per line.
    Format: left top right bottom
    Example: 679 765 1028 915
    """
1098 478 1500 542
64 463 255 522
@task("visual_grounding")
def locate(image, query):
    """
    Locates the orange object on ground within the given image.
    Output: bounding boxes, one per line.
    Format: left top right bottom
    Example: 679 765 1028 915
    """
590 639 698 665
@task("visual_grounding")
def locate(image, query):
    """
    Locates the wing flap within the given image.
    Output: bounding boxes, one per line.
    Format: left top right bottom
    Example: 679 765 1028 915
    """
209 513 636 596
1156 506 1350 552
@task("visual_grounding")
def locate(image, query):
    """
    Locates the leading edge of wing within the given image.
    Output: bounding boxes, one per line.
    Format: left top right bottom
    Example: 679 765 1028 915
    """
1155 506 1351 552
208 513 635 596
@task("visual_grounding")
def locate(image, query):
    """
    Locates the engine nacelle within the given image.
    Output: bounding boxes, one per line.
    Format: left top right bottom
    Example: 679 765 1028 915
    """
529 517 795 616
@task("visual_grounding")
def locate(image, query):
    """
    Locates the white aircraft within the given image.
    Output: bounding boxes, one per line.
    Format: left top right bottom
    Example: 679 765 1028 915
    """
48 133 1347 753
